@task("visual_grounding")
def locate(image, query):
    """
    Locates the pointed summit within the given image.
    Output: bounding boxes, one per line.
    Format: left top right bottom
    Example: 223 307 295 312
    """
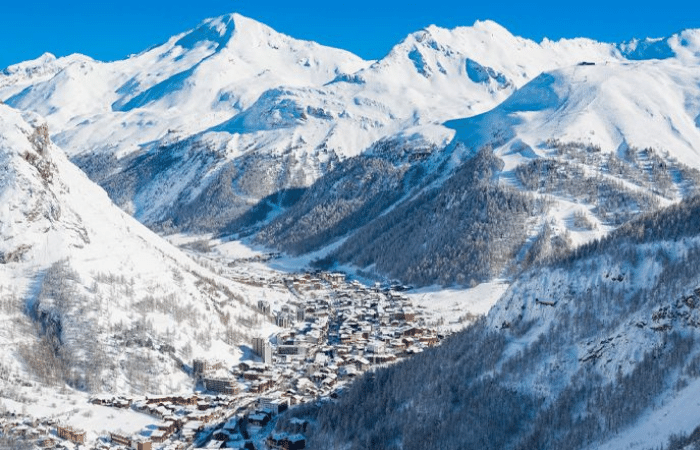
470 19 514 36
172 13 291 52
173 13 238 50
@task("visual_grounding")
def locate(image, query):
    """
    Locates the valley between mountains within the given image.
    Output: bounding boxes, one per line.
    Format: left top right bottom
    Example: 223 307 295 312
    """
2 12 700 450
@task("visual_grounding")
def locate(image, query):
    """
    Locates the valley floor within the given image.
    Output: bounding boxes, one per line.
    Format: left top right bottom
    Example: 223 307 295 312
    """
0 237 494 449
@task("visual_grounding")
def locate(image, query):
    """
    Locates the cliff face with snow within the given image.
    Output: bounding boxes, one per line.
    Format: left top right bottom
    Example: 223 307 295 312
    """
0 105 271 394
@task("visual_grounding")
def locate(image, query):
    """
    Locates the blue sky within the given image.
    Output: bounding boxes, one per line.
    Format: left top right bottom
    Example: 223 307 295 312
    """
2 0 699 68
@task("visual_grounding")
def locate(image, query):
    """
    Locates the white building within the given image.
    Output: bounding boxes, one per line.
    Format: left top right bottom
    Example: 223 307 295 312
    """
256 397 290 415
252 337 273 365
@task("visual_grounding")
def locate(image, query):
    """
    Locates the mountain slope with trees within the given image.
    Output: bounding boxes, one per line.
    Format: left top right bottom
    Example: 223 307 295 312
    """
281 195 700 450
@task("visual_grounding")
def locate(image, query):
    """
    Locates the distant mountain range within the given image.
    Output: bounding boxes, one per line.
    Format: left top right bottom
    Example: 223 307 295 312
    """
3 14 699 288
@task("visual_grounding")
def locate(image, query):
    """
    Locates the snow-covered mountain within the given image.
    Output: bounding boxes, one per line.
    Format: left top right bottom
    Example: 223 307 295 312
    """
5 14 698 237
257 54 700 286
3 14 368 135
0 104 271 394
2 13 700 282
447 59 700 166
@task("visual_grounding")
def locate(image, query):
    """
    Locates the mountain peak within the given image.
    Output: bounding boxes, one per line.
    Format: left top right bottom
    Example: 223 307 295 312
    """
173 13 237 50
2 52 56 74
407 19 515 47
173 12 282 51
471 19 512 35
618 36 675 60
617 28 700 61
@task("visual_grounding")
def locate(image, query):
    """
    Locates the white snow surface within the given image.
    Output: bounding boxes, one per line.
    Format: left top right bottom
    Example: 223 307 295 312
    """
447 60 700 167
593 376 700 450
407 281 510 332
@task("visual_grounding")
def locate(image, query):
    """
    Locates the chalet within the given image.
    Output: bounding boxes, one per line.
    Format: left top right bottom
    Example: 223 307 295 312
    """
390 310 416 322
295 378 315 394
277 345 307 356
159 420 179 435
419 335 439 346
282 392 304 406
322 375 337 387
400 327 422 337
243 371 263 381
251 378 276 393
91 395 132 408
268 433 306 450
300 329 322 345
150 429 168 444
38 437 57 448
340 365 359 378
137 442 152 450
239 361 268 372
310 370 326 383
192 410 219 424
56 425 86 444
150 405 170 419
248 412 271 427
352 356 370 371
182 421 203 442
110 432 132 446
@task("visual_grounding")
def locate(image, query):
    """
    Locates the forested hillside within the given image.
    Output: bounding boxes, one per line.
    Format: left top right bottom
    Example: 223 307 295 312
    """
278 194 700 450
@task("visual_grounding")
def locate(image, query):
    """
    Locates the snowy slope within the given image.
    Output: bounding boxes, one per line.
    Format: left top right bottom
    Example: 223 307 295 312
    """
0 104 273 394
482 199 700 449
447 59 700 167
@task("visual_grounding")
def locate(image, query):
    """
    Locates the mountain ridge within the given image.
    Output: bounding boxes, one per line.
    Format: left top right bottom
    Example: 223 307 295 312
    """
3 13 700 288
